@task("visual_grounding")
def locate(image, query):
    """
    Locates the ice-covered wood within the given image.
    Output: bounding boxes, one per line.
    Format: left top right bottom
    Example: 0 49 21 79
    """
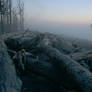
0 39 22 92
37 38 92 92
71 51 92 61
2 31 92 92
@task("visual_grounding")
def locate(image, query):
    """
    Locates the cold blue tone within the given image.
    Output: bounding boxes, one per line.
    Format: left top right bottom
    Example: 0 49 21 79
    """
17 0 92 41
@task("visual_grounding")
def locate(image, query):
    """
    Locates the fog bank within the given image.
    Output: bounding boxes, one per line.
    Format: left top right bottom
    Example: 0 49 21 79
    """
27 22 92 41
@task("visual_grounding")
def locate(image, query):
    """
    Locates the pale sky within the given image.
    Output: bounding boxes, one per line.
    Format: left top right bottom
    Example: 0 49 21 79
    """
24 0 92 25
14 0 92 40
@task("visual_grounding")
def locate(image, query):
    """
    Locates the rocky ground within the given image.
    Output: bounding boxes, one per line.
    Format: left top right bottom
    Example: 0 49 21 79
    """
1 30 92 92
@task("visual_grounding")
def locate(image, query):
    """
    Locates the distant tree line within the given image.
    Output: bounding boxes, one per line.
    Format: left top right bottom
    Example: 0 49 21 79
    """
0 0 24 35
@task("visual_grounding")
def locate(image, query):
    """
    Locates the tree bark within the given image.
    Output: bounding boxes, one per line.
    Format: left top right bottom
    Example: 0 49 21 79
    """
71 51 92 61
37 41 92 92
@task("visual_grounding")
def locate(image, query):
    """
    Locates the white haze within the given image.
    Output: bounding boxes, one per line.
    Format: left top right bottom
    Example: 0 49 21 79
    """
26 22 92 41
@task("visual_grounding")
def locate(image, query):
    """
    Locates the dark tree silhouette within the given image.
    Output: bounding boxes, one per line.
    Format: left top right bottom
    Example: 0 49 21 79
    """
0 0 24 35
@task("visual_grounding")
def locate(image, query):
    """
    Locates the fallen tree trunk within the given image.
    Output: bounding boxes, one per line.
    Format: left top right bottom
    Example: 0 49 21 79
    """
0 39 22 92
71 51 92 61
37 40 92 92
26 57 62 84
22 58 69 92
70 51 92 71
4 33 92 92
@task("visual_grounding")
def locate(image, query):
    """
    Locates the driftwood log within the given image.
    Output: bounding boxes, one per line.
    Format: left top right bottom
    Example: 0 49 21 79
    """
0 39 22 92
36 38 92 92
26 58 63 85
71 51 92 61
4 34 92 92
70 51 92 71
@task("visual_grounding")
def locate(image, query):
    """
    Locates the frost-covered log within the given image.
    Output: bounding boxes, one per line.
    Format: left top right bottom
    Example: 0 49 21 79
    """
70 51 92 72
26 57 62 84
4 30 74 54
71 51 92 61
37 38 92 92
0 39 22 92
3 31 92 92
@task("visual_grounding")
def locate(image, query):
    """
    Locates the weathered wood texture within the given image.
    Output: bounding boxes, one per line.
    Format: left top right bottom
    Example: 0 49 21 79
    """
37 38 92 92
